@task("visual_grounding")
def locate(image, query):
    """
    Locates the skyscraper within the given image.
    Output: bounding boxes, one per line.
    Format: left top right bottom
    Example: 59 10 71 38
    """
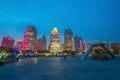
15 40 23 51
73 36 83 51
1 36 15 49
22 26 37 51
64 28 73 51
36 35 46 51
50 28 61 54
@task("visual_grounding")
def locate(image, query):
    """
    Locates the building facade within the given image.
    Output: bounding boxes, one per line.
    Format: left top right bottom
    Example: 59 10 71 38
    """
15 40 23 51
64 28 73 51
22 26 37 51
73 36 83 51
1 36 15 49
50 28 61 54
83 42 90 52
36 35 46 51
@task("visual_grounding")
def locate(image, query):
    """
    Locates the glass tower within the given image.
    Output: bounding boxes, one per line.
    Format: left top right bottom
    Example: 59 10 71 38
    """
64 28 73 51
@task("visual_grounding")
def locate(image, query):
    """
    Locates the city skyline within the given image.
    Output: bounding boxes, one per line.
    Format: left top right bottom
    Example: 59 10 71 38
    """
0 0 120 79
0 0 120 44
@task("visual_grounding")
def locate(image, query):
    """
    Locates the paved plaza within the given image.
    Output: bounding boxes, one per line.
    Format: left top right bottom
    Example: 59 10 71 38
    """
0 56 120 80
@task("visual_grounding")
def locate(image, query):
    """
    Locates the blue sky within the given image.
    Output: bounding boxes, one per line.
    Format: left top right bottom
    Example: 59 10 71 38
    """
0 0 120 46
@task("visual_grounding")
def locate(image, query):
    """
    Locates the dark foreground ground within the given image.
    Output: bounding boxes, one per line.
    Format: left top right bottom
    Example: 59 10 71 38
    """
0 56 120 80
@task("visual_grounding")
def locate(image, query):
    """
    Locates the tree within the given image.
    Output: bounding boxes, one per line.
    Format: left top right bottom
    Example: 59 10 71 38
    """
0 47 12 54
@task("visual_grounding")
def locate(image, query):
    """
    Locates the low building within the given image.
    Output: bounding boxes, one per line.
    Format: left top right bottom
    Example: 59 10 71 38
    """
1 36 15 49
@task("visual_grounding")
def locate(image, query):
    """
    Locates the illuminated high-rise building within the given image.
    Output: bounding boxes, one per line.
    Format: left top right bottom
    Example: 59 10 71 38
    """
73 36 83 51
22 26 37 51
36 35 46 51
1 36 15 49
64 28 73 51
14 40 23 51
50 28 61 54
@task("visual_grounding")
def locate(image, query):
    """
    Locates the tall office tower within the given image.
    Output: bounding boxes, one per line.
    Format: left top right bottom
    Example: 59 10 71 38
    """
36 35 46 51
22 26 37 51
73 36 83 51
1 36 15 49
15 40 23 51
50 28 61 54
64 28 73 51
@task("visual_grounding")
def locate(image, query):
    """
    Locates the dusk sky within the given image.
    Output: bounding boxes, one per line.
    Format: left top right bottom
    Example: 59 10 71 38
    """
0 0 120 45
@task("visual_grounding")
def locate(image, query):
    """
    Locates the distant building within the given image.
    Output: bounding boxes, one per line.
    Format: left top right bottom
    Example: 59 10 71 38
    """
50 28 61 54
48 45 51 51
61 43 65 52
110 43 120 49
36 35 46 51
84 42 90 52
22 26 37 51
14 40 23 51
73 36 83 51
80 39 83 51
64 28 73 51
1 36 15 49
110 43 120 54
100 41 109 49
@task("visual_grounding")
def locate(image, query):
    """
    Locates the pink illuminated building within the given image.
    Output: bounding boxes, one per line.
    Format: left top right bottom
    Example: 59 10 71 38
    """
1 36 15 49
83 42 90 52
22 26 37 51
